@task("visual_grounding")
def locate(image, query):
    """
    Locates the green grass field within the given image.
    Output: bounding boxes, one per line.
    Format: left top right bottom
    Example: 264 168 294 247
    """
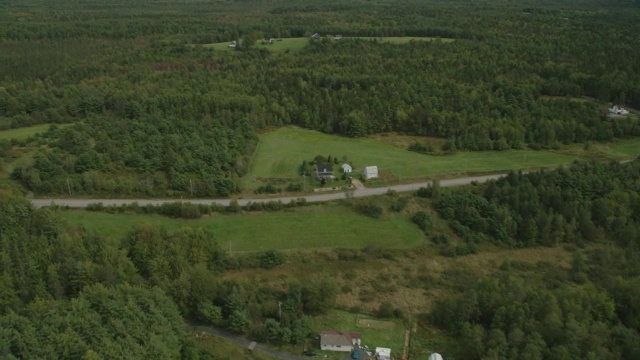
57 204 423 252
610 136 640 157
199 36 453 53
248 127 588 181
311 310 406 356
0 124 53 140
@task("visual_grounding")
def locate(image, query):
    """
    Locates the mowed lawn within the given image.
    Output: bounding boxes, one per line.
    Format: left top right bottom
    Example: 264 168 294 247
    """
57 204 423 252
610 136 640 157
0 124 53 140
248 127 582 180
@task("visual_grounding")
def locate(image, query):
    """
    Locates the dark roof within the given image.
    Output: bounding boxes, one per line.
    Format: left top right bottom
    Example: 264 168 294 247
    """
316 163 333 174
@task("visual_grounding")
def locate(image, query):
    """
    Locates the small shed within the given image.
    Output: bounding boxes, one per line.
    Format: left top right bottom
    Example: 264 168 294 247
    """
429 353 444 360
311 33 321 39
341 163 353 173
362 166 378 180
375 347 391 360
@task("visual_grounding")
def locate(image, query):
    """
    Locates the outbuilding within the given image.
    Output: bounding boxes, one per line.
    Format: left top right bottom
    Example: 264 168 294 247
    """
362 166 378 180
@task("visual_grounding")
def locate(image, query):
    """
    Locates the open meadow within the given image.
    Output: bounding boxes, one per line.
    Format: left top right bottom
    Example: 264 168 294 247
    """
248 127 626 182
0 124 54 140
199 36 453 53
57 203 423 252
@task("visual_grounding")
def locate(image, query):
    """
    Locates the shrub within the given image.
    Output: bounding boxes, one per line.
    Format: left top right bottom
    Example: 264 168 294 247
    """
411 211 432 231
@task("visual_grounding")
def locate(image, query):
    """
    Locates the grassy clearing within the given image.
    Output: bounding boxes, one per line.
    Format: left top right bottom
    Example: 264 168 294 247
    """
57 204 423 252
248 127 584 181
190 332 278 360
312 309 406 355
198 36 452 53
610 137 640 157
0 124 53 140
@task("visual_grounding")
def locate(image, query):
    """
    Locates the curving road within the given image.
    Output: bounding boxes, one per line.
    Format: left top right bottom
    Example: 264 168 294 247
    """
31 173 507 208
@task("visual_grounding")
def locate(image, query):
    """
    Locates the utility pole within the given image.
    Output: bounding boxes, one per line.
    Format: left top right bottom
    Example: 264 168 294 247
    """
190 179 193 197
278 301 282 323
66 178 72 196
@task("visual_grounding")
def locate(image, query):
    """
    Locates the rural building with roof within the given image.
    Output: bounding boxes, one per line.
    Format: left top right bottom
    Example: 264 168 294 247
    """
315 163 335 180
362 166 378 180
319 330 362 352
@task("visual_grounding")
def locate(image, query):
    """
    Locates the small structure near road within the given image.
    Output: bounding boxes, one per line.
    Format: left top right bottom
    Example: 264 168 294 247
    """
428 353 444 360
247 341 257 351
229 40 237 48
320 330 362 352
375 347 392 360
341 163 353 173
362 166 379 180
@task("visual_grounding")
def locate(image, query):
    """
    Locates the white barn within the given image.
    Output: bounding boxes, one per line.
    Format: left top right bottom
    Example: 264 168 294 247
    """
320 330 361 352
362 166 378 179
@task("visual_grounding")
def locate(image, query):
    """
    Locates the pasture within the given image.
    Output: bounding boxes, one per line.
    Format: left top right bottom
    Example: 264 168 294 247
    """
248 127 583 181
0 124 54 140
57 204 423 252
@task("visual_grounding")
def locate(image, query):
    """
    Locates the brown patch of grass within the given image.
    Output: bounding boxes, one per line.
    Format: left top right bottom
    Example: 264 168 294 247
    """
358 318 396 330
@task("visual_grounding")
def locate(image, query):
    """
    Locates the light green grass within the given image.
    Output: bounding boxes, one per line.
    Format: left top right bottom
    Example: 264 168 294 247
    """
350 36 455 44
248 127 584 180
199 36 452 53
57 204 423 252
0 124 53 140
610 137 640 157
201 38 310 53
312 309 406 355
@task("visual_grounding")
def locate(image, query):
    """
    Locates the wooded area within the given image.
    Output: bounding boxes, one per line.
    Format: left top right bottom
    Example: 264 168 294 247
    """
2 0 640 196
1 0 640 358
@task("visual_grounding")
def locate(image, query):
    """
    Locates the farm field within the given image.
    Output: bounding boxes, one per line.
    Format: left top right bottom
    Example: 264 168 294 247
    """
57 204 423 252
248 127 631 181
0 124 54 140
199 36 453 53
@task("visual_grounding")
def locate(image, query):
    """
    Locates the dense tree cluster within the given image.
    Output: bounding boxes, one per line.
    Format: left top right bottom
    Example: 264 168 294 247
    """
426 159 640 359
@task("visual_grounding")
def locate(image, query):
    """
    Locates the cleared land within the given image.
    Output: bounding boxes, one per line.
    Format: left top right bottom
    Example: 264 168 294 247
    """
199 36 453 53
312 310 405 355
0 124 53 140
249 127 584 181
57 204 423 252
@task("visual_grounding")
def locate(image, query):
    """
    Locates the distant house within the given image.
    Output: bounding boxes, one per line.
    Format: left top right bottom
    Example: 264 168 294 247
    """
311 33 321 39
320 330 362 352
335 34 343 40
362 166 378 180
375 347 392 360
428 353 444 360
229 40 237 48
341 163 353 173
315 163 335 180
262 38 274 44
609 105 630 115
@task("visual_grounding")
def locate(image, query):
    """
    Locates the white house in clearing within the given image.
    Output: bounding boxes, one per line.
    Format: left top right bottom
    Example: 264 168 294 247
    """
375 347 392 360
609 105 629 115
341 163 353 173
319 330 361 352
362 166 378 180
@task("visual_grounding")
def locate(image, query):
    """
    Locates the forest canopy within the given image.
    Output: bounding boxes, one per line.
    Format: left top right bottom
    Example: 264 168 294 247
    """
1 0 640 196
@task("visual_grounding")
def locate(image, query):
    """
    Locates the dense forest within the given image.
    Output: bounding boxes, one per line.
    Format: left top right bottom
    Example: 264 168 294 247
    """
420 159 640 359
1 0 640 195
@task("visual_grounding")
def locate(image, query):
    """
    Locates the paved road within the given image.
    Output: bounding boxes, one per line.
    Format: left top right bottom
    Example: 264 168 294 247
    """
31 173 507 208
189 325 306 360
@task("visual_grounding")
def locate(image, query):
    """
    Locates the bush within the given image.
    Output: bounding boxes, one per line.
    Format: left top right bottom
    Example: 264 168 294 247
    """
377 302 394 318
258 250 285 269
411 211 432 231
355 202 383 218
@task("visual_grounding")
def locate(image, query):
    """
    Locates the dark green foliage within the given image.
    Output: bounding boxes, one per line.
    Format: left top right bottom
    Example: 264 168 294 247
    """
353 200 384 218
258 250 286 269
411 211 432 231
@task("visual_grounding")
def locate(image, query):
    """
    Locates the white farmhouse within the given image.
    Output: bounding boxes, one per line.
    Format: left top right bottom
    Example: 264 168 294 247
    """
362 166 378 180
609 105 629 115
320 330 361 352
